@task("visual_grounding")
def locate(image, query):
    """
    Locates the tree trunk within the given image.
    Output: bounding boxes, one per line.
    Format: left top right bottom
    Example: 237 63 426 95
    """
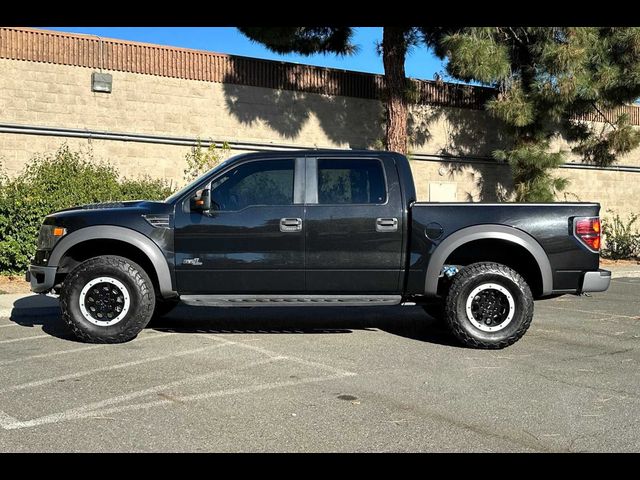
382 27 409 154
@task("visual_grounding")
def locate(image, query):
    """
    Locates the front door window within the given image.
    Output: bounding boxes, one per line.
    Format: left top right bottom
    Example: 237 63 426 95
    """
210 159 295 211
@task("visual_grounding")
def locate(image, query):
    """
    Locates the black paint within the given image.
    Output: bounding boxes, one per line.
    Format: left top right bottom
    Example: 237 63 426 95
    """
33 150 604 300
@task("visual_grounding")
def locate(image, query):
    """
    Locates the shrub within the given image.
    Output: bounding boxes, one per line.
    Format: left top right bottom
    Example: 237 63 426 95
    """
601 212 640 260
183 140 231 182
0 146 175 274
119 176 175 200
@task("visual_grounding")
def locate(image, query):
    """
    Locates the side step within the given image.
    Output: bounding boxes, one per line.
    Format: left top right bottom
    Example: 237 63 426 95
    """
179 294 402 307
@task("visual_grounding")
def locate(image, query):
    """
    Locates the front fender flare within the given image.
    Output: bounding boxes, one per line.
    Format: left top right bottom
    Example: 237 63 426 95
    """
424 224 553 296
49 225 175 297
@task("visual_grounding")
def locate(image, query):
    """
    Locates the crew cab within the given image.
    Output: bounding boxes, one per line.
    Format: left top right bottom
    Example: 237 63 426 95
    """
27 150 611 348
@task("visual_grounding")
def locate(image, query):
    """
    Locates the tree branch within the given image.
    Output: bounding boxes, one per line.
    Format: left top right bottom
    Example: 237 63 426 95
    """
509 27 523 44
591 102 617 130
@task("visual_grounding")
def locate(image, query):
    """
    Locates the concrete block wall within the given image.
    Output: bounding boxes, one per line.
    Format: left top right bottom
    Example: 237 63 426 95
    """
1 57 639 220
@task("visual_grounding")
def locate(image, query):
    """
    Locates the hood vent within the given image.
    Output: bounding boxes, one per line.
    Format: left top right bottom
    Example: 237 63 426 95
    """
82 202 125 210
143 214 170 228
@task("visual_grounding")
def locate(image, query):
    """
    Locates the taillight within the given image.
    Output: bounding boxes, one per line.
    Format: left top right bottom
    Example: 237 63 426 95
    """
574 217 601 252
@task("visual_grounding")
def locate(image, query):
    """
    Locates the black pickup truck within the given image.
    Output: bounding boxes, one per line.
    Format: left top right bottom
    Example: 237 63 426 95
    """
27 150 611 348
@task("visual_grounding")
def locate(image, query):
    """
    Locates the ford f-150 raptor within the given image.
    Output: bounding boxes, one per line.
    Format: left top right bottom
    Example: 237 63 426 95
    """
27 150 611 348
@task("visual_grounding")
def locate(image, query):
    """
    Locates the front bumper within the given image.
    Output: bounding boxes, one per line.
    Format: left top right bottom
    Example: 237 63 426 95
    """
26 265 57 293
580 269 611 293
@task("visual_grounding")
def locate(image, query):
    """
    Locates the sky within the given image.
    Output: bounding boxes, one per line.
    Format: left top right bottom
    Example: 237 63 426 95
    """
41 27 449 81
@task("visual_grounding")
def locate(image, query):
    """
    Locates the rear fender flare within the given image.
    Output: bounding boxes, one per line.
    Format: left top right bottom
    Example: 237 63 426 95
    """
424 224 553 296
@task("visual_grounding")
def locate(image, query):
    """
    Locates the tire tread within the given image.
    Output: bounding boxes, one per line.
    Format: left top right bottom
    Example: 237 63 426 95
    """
60 255 154 343
445 262 534 349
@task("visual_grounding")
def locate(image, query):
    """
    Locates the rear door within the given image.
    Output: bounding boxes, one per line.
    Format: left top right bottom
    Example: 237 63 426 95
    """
304 155 404 293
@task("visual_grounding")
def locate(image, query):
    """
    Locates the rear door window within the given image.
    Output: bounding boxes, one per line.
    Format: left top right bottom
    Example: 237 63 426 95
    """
317 159 386 205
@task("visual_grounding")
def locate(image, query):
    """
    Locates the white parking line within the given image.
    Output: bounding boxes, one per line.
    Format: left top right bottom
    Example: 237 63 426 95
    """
42 372 354 428
0 356 287 430
205 333 355 376
0 411 20 428
541 304 639 319
151 329 351 375
0 331 168 367
0 333 358 430
0 324 20 329
150 329 355 377
0 342 230 393
0 334 53 345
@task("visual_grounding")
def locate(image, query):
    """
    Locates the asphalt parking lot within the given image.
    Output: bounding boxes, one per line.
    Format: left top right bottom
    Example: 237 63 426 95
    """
0 276 638 452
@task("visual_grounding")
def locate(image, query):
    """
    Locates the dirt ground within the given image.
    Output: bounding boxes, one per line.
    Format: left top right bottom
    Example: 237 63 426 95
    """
599 258 640 267
0 275 31 295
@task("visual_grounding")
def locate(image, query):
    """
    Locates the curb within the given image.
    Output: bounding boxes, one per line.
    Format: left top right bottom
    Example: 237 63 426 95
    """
610 270 640 278
0 293 60 319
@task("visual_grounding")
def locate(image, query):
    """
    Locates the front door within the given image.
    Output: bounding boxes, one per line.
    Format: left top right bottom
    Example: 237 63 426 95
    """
304 156 404 293
174 157 305 294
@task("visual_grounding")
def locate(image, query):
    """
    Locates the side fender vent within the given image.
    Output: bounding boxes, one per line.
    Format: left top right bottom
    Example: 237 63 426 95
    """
143 214 170 229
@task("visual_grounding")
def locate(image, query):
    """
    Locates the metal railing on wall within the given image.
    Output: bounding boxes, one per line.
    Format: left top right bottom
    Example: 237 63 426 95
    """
2 122 640 174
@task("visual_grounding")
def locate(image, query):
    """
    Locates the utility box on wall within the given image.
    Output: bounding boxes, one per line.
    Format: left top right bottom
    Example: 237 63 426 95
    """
429 182 457 201
91 72 112 93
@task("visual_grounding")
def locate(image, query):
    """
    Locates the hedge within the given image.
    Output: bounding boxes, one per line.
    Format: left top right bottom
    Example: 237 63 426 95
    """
0 146 175 274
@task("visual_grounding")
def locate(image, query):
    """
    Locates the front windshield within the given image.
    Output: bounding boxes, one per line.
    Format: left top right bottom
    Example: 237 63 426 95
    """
164 153 242 204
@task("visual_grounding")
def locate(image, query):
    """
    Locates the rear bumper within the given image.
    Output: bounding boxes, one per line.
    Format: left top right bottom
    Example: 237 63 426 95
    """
26 265 57 293
580 269 611 293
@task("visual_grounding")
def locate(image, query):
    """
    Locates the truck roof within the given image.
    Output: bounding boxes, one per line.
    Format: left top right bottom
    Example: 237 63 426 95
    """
232 149 400 160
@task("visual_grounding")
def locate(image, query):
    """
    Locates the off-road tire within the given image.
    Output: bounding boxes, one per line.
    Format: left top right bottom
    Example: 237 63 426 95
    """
444 262 534 349
60 255 155 343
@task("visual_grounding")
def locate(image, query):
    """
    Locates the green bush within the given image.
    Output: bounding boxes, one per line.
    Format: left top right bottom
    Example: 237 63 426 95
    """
601 212 640 260
0 146 175 274
183 140 231 183
119 176 176 201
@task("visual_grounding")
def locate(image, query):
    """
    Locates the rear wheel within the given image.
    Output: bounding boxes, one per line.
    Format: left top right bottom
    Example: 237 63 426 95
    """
60 255 155 343
444 262 534 349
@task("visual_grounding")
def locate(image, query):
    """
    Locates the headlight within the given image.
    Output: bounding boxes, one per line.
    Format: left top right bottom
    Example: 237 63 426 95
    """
37 225 67 250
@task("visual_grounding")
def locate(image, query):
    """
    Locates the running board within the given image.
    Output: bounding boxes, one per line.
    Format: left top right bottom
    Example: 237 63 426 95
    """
179 295 402 307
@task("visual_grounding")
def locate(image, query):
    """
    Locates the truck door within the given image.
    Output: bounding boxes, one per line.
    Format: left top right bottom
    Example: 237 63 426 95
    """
174 157 305 294
304 155 404 293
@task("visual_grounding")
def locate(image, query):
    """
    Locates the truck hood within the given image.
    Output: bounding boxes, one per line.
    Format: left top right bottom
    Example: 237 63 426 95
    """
53 200 168 214
44 200 173 227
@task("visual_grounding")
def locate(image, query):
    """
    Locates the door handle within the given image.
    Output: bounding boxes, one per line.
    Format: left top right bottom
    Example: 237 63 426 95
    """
280 217 302 232
376 217 398 232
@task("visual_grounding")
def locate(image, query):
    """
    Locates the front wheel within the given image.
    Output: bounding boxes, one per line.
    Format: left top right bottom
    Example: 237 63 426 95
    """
60 255 156 343
444 262 534 349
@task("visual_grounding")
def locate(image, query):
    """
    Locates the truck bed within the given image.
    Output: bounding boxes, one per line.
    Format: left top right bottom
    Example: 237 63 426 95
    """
406 202 601 296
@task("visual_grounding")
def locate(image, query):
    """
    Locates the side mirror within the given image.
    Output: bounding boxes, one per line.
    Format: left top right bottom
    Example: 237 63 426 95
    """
190 189 211 213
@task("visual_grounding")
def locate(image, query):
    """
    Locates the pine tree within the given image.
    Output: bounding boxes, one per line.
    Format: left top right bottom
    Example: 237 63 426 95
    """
238 27 420 154
239 28 640 201
422 27 640 201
